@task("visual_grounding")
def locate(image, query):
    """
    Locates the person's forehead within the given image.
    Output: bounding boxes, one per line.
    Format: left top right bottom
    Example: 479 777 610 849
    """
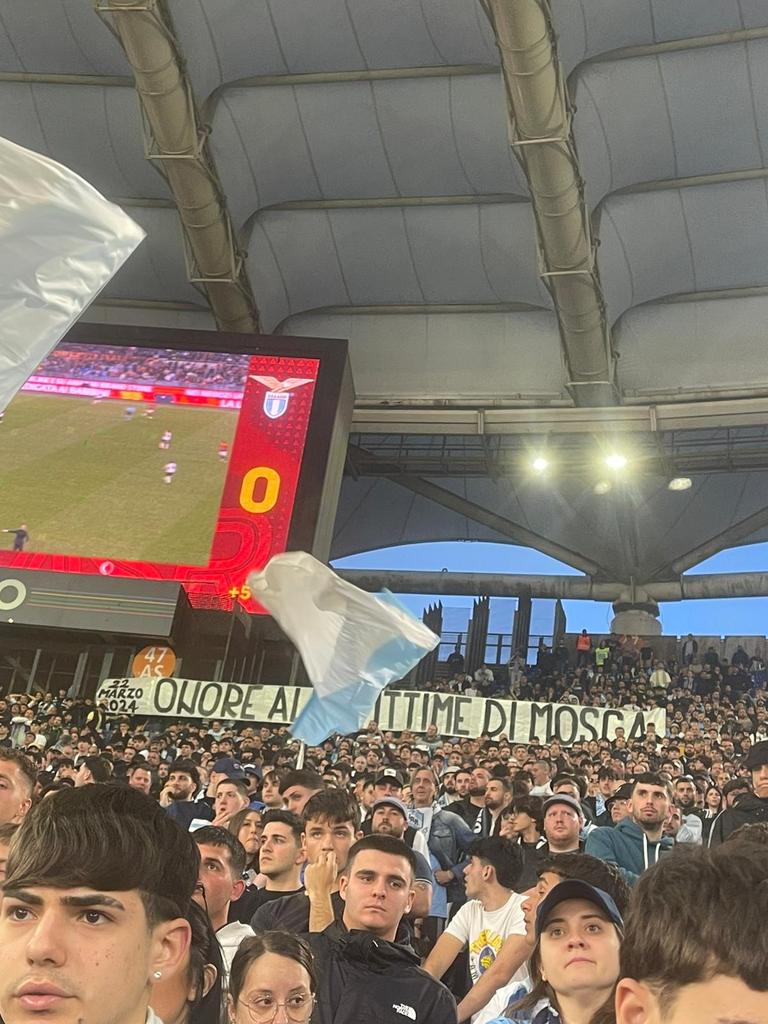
304 817 354 832
351 849 409 876
263 822 293 840
373 805 404 819
196 843 231 865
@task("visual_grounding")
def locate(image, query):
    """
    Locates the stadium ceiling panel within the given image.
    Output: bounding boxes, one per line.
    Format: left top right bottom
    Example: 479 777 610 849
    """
3 0 768 588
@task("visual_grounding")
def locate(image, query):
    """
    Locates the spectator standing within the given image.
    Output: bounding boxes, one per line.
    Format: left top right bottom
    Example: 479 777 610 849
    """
575 630 593 668
680 633 698 666
585 774 673 885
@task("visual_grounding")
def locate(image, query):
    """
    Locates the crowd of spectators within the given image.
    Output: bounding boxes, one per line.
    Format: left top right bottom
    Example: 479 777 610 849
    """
1 631 768 1024
34 344 250 390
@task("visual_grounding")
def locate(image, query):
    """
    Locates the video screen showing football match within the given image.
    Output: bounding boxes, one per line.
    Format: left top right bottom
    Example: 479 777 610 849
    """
0 342 250 566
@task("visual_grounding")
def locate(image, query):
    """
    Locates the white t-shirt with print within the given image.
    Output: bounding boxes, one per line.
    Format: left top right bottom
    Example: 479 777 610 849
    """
445 892 529 1024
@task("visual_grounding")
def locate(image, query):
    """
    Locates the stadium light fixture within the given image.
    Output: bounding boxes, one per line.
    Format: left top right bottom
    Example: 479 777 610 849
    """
668 476 692 491
604 452 628 471
531 456 549 473
594 480 612 495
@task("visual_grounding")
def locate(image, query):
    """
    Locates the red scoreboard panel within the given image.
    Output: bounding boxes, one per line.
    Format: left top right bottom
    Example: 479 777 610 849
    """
0 324 352 614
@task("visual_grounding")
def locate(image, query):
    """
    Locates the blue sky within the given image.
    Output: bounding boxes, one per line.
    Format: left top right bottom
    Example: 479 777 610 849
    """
333 540 768 638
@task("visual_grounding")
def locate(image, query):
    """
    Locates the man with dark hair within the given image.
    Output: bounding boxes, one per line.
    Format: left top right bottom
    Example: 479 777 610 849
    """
251 788 361 936
192 825 253 978
672 775 704 844
368 797 433 918
127 762 153 797
476 776 513 838
585 773 673 885
0 785 195 1024
424 838 528 1024
161 759 205 830
306 835 456 1024
74 755 111 786
613 844 768 1023
709 739 768 846
0 750 35 824
583 767 619 824
250 809 305 910
279 768 325 815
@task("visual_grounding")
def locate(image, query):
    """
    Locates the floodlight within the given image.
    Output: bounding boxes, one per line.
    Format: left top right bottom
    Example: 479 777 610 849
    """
532 456 549 473
605 453 628 470
668 477 692 491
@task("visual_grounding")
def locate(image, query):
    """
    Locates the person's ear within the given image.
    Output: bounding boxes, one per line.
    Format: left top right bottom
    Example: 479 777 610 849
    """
230 878 246 902
355 830 364 840
338 873 349 902
195 963 218 1001
149 917 191 985
614 978 655 1024
404 886 415 915
226 992 236 1024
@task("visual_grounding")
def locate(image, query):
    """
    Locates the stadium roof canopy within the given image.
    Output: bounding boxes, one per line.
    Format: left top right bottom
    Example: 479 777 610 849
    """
3 0 768 591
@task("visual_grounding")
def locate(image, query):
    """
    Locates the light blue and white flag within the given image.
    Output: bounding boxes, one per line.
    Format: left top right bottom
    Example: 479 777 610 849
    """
247 552 439 745
0 136 144 412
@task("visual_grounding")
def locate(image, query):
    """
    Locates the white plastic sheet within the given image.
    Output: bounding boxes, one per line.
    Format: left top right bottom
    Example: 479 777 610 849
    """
248 551 440 744
0 137 145 412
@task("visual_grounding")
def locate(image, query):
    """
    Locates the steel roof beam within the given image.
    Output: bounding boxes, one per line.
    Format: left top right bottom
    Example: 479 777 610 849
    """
94 0 259 333
482 0 617 406
335 569 768 600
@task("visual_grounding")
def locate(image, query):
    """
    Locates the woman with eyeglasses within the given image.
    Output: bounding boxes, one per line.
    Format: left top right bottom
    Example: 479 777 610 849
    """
228 933 315 1024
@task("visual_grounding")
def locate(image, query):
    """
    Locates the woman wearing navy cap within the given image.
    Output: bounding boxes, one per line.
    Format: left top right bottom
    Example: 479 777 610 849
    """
499 879 623 1024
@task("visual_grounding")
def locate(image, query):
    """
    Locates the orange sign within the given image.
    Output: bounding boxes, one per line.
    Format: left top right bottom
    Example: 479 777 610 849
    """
131 645 177 679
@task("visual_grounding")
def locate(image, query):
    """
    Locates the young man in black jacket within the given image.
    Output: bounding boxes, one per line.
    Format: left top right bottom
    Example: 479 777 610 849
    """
708 740 768 845
305 834 456 1024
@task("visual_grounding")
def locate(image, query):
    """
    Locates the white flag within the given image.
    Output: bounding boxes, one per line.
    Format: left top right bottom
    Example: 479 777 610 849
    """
0 137 145 411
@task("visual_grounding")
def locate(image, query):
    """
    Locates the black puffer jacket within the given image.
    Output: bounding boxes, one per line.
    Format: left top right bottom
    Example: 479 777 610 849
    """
708 792 768 846
307 923 456 1024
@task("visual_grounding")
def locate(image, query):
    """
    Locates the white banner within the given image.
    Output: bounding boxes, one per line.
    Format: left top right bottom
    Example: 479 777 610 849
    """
97 677 666 745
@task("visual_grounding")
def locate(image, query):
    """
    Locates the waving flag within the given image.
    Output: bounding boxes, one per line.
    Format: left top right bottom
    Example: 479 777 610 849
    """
0 136 144 412
247 552 439 745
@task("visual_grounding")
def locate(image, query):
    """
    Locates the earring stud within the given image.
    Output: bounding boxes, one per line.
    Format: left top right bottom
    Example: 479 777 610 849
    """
153 971 162 980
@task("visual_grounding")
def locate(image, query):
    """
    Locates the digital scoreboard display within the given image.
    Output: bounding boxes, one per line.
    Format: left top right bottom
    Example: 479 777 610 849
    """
0 324 351 614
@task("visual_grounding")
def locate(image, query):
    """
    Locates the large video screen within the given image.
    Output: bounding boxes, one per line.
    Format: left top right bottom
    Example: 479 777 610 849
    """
0 327 337 612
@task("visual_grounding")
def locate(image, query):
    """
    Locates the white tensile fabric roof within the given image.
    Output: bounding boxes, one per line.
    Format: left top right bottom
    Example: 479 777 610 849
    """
2 1 768 584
